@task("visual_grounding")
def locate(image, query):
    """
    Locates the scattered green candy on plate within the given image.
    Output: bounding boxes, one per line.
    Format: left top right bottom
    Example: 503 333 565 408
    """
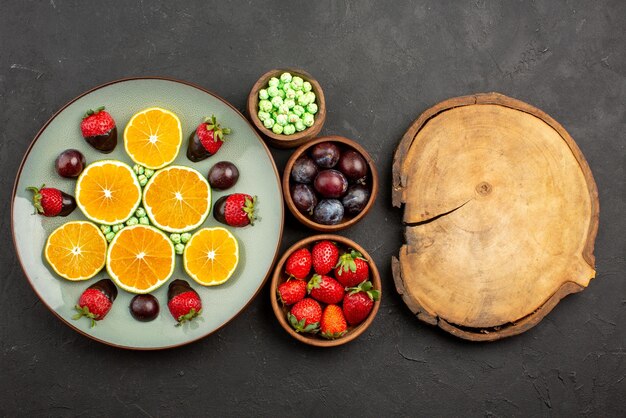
100 225 111 234
170 233 181 244
175 243 185 255
105 232 115 242
139 216 150 225
126 217 139 226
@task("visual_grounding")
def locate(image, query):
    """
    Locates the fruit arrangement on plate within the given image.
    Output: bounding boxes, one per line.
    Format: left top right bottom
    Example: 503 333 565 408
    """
270 235 382 346
30 105 258 328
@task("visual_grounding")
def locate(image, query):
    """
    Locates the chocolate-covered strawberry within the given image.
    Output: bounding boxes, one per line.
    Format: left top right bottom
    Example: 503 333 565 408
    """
167 279 202 326
307 274 344 305
80 106 117 153
187 115 231 162
334 249 370 287
72 279 118 327
213 193 257 227
27 184 76 217
342 281 380 326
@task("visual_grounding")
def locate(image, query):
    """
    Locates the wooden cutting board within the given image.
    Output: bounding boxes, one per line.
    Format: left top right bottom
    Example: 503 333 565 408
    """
392 93 599 341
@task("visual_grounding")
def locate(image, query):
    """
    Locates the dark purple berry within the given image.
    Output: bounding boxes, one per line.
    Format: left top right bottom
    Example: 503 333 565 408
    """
314 169 348 198
55 149 86 178
310 142 341 168
208 161 239 190
342 184 370 215
291 155 319 184
338 150 368 182
313 199 344 225
130 294 160 322
291 184 318 215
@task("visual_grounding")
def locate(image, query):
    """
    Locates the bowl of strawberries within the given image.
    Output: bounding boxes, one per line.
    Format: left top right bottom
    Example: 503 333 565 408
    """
270 234 381 347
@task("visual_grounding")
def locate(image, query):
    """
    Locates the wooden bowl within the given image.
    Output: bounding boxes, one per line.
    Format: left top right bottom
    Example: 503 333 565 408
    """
283 135 378 231
270 234 382 347
247 68 326 149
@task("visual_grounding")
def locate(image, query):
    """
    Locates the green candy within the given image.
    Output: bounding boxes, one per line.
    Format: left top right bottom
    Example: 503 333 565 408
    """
144 169 154 178
278 104 289 115
305 92 316 104
293 105 305 116
306 103 318 114
285 88 296 99
288 113 300 124
138 175 148 187
276 114 288 126
297 94 310 106
268 77 279 87
267 86 279 97
284 98 296 109
105 232 115 242
258 89 269 100
139 216 150 225
270 96 283 108
259 99 272 112
112 225 121 233
175 243 185 255
295 120 306 132
283 124 296 135
295 90 304 99
135 207 146 218
272 124 284 134
170 233 181 244
303 81 312 92
126 217 139 226
281 82 291 92
280 72 293 83
258 111 270 121
181 233 192 244
278 89 285 99
132 164 141 174
303 113 315 127
263 117 275 129
117 223 125 230
291 76 304 90
100 225 111 234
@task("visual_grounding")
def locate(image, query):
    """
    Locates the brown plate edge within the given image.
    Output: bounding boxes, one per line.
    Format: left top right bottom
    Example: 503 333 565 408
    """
10 76 285 351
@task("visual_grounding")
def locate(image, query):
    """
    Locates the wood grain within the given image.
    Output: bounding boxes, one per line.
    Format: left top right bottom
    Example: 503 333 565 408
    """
392 93 599 341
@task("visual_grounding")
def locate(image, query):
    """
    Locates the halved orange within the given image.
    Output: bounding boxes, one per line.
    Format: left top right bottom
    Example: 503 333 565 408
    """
45 221 107 281
124 107 182 169
106 225 175 294
75 160 141 225
143 165 211 233
183 227 239 286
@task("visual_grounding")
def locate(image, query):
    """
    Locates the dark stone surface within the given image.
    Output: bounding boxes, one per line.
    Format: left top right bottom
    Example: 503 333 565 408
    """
2 1 625 416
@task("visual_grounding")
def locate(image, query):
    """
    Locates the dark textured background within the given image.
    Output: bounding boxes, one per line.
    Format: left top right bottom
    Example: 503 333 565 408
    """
2 1 625 416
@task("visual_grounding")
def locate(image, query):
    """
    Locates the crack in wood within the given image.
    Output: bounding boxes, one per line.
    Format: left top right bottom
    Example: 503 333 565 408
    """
404 200 471 227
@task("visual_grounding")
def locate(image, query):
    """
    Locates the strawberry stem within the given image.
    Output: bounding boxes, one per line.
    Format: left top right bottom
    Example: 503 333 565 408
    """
26 184 45 214
203 115 232 141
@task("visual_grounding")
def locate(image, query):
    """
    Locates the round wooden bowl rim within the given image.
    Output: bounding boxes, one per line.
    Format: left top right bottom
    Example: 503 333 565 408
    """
247 68 326 145
283 135 379 232
270 234 382 347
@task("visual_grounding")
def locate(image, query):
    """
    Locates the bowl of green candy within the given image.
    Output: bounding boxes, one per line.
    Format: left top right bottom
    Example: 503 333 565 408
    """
247 68 326 149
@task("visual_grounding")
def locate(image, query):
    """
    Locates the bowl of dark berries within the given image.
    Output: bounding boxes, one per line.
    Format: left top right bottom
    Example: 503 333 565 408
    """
270 234 381 347
247 68 326 148
283 135 378 231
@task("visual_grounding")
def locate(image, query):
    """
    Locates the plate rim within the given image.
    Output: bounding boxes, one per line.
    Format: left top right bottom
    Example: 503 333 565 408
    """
11 76 284 350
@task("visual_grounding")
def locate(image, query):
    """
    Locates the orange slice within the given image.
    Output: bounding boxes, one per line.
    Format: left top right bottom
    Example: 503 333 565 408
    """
106 225 175 294
183 227 239 286
45 221 107 281
124 107 182 169
75 160 141 225
143 165 211 233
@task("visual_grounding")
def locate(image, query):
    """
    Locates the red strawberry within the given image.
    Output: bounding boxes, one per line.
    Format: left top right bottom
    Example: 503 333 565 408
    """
287 298 322 333
167 279 202 326
80 107 117 153
307 274 344 305
214 193 257 227
285 248 312 279
72 279 118 327
320 305 348 339
27 184 76 217
277 278 307 305
342 281 380 326
187 115 231 162
334 249 370 287
311 240 339 275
